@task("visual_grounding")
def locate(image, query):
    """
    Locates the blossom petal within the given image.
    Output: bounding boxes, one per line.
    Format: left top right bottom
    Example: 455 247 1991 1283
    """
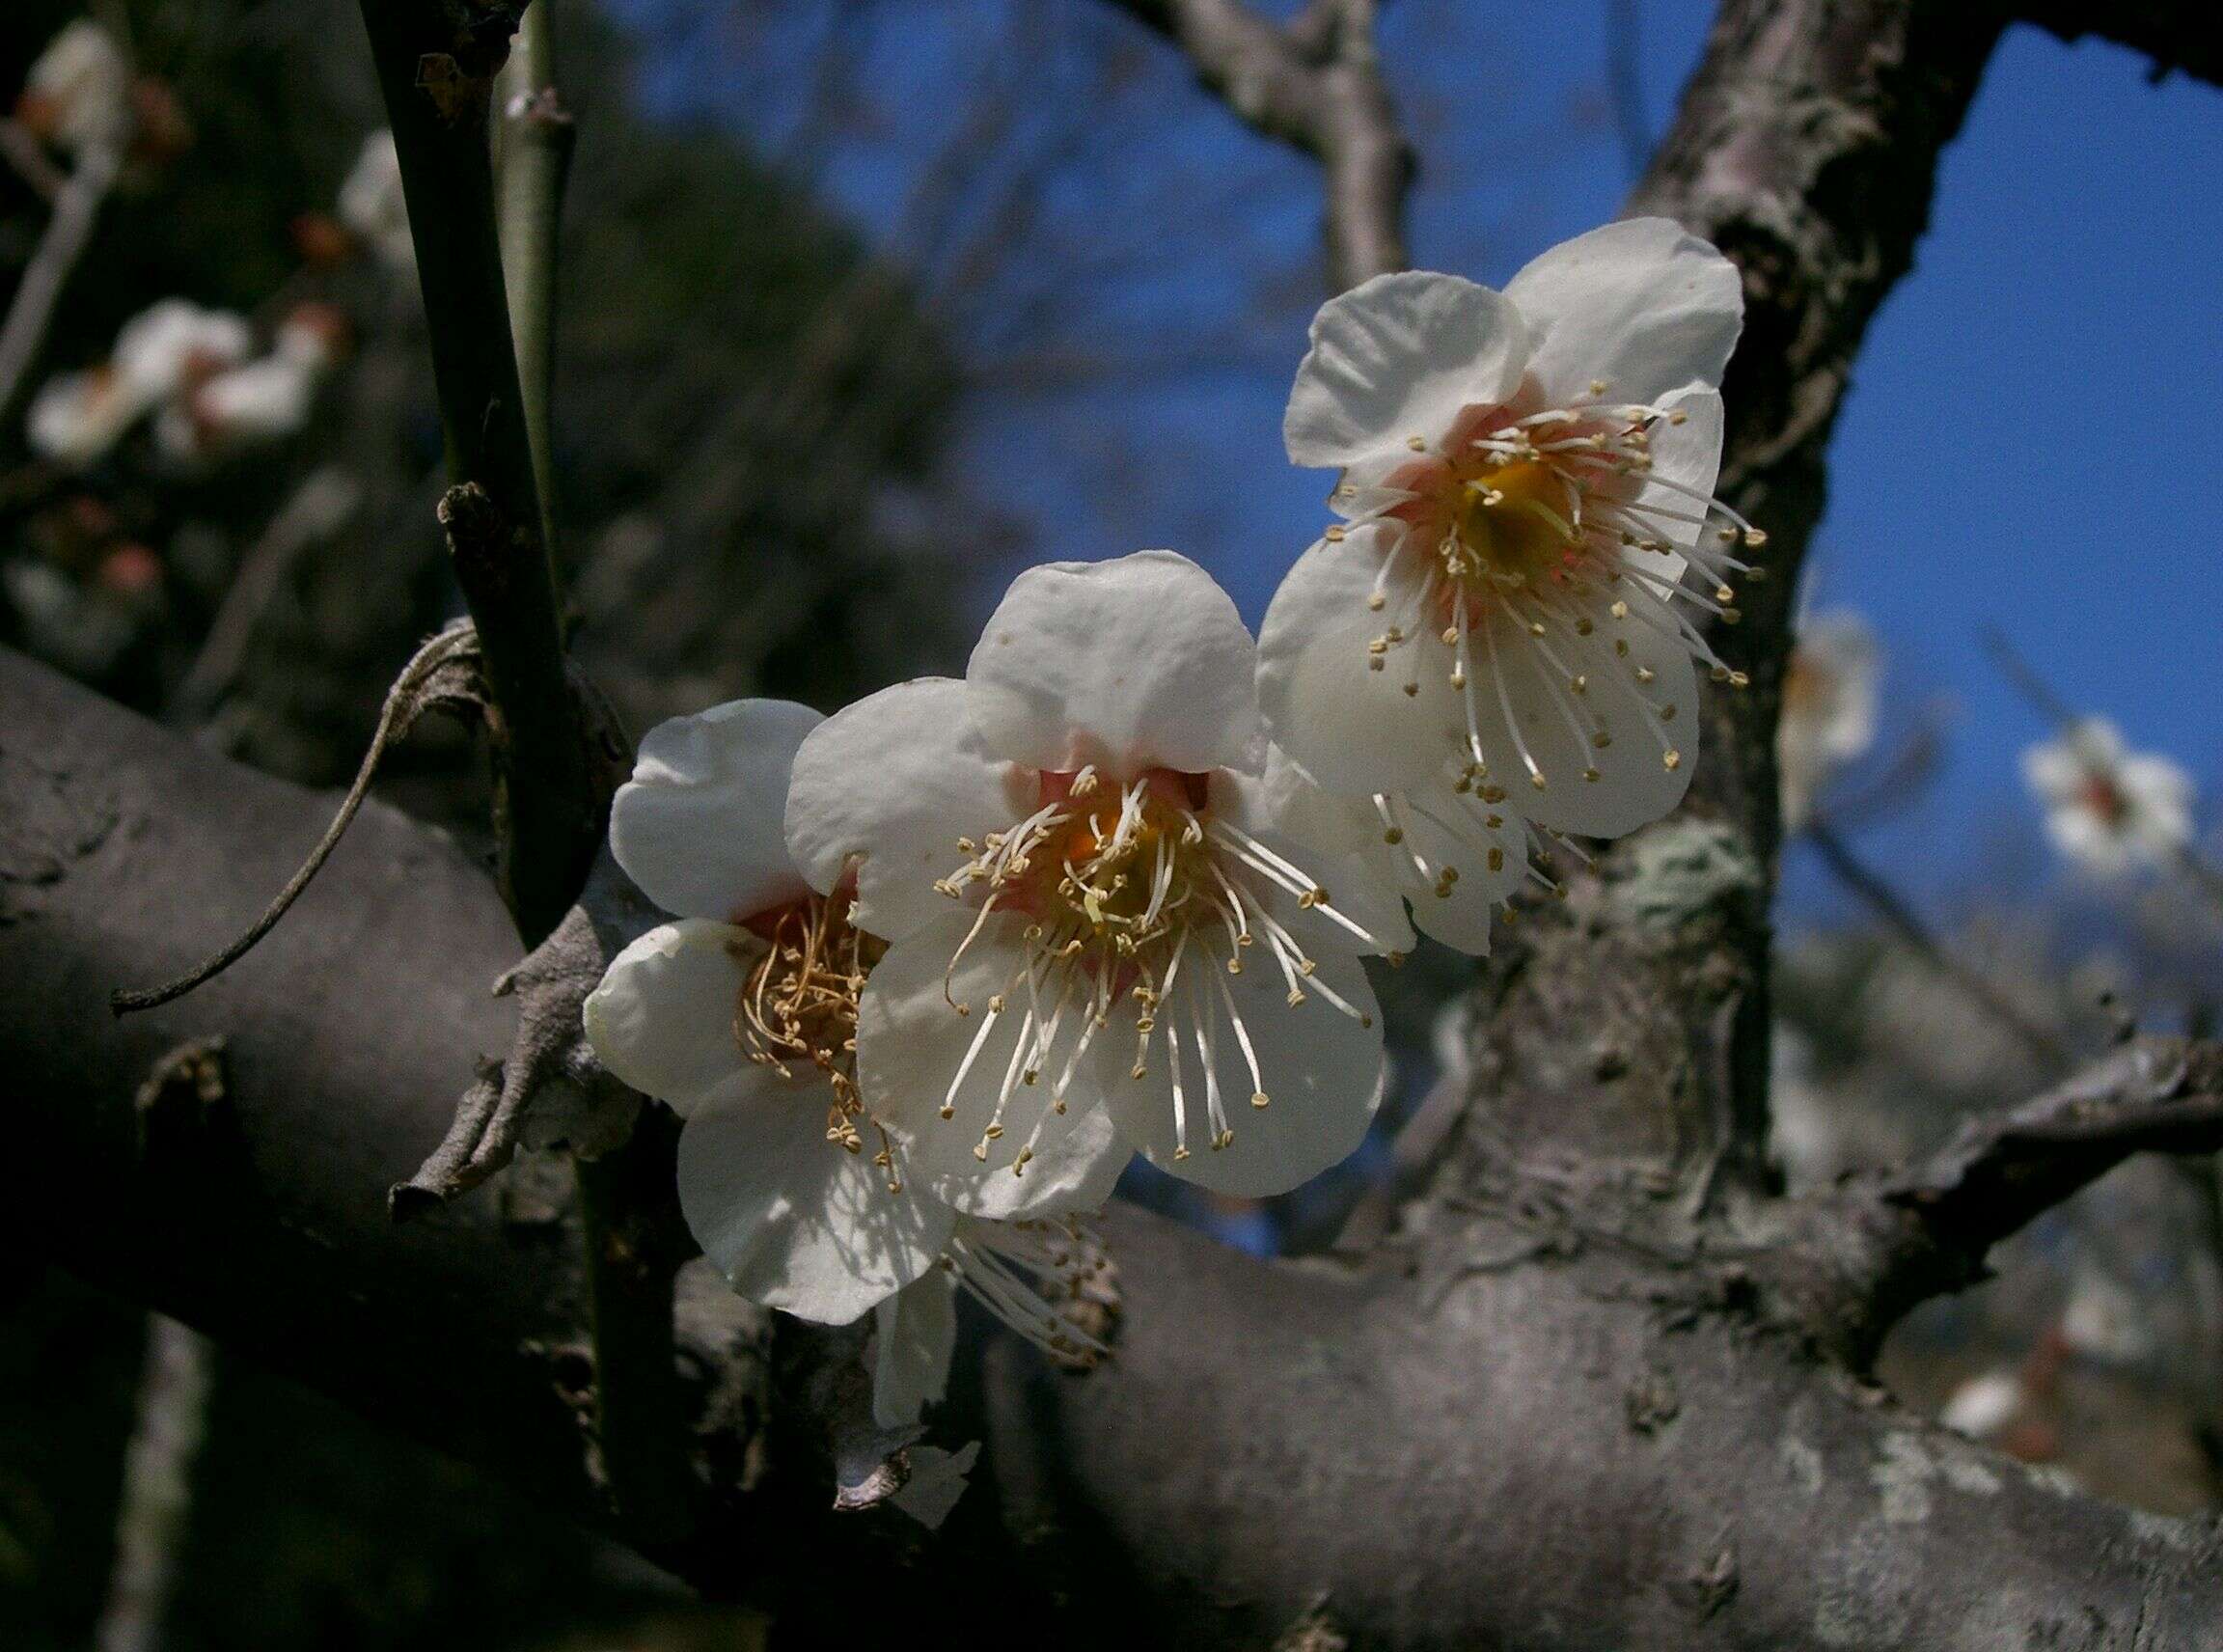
889 1441 980 1529
1621 387 1724 578
967 550 1259 776
872 1271 959 1427
1103 946 1385 1196
1504 218 1743 408
785 678 1031 942
1468 584 1700 839
1284 271 1530 470
610 699 822 922
1382 775 1531 954
582 921 749 1115
1257 527 1468 795
677 1067 953 1324
856 918 1133 1220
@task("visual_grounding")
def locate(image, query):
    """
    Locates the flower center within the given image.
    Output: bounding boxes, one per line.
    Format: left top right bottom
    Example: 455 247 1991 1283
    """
1338 393 1768 795
1450 455 1578 591
929 764 1382 1169
731 893 898 1188
2079 774 2128 828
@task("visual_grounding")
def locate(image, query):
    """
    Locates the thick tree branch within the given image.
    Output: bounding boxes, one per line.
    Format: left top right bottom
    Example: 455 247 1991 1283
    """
1097 0 1412 289
2015 1 2223 86
15 646 2223 1646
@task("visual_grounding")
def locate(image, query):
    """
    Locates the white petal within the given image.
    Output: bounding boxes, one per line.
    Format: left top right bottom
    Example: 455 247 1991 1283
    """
1203 763 1416 958
1104 946 1385 1196
1504 218 1743 408
113 300 253 401
967 551 1258 776
889 1441 980 1529
1284 271 1530 470
610 699 822 922
1378 775 1531 954
1621 387 1724 578
678 1068 954 1324
1469 585 1699 839
1257 528 1467 795
2020 737 2083 805
784 678 1031 942
582 921 749 1114
872 1271 959 1426
856 919 1133 1220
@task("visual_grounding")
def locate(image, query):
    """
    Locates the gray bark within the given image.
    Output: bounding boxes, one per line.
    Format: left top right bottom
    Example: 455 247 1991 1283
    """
8 1 2223 1646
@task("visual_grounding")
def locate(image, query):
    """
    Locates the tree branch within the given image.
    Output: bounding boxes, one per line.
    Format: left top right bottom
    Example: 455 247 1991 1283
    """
1096 0 1412 289
356 0 599 947
360 1 697 1545
0 139 119 427
2014 1 2223 86
16 643 2223 1647
1779 1036 2223 1362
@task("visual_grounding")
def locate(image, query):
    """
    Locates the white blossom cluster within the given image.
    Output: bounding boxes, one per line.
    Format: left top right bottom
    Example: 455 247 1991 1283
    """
584 220 1760 1474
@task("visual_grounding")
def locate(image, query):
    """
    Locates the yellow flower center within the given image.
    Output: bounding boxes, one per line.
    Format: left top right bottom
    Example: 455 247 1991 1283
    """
1450 456 1578 591
731 894 897 1187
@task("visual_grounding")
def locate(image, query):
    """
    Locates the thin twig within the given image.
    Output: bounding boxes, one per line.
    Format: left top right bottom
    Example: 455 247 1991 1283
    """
357 0 599 948
0 141 120 426
172 467 365 721
93 1316 215 1652
495 0 575 563
434 0 692 1549
1096 0 1413 289
1803 815 2071 1072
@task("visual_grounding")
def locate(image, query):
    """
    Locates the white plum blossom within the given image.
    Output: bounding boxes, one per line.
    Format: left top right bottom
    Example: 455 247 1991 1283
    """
584 696 1123 1370
26 298 252 469
16 21 131 158
1776 610 1880 830
584 698 951 1323
154 304 345 467
27 366 145 468
1258 220 1757 950
337 129 415 274
785 551 1408 1207
2021 718 2194 878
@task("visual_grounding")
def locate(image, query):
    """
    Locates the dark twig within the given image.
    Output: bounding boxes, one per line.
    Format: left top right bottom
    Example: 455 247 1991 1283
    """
1096 0 1413 289
367 2 692 1548
1792 1037 2223 1358
1803 816 2071 1072
356 0 597 948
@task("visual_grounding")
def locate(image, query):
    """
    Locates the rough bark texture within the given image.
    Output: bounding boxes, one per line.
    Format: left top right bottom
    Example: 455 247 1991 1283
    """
11 644 2223 1646
10 2 2223 1648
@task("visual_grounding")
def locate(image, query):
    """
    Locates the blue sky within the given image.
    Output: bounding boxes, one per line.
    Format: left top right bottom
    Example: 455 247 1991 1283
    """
610 0 2221 929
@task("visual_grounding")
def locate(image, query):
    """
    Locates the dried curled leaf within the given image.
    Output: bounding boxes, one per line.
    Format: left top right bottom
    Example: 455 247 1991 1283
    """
112 621 488 1016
